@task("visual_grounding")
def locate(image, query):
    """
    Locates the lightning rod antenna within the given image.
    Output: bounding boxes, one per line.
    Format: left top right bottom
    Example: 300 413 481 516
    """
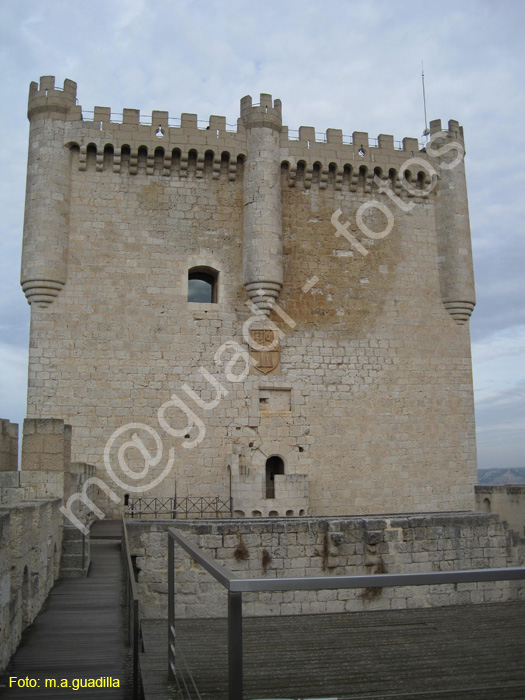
422 61 430 140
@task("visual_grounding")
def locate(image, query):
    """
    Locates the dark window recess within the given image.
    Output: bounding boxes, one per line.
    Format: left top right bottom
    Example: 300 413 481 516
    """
188 268 218 303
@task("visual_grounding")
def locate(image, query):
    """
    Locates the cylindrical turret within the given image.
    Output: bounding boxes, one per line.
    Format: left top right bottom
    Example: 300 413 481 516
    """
430 119 476 325
240 93 283 314
21 76 77 307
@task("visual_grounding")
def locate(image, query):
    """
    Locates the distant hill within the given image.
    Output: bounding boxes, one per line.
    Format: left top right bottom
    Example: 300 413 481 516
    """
478 468 525 485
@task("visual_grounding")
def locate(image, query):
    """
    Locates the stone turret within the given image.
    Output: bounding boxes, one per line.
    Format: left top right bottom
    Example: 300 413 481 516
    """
430 119 476 324
240 94 284 315
21 77 80 307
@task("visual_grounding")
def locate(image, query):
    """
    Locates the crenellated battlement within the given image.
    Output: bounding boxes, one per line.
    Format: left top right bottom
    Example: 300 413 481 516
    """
27 78 441 176
429 118 465 143
241 93 282 131
25 77 466 208
240 92 282 117
28 76 80 120
74 105 425 156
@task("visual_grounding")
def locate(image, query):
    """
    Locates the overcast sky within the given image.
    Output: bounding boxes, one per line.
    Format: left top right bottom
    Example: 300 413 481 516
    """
0 0 523 470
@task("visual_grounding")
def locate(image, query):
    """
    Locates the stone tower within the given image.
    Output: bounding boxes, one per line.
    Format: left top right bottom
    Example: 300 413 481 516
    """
21 76 477 518
21 77 80 306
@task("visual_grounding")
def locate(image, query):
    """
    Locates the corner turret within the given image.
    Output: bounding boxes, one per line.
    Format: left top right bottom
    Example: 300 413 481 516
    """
27 76 79 120
429 119 476 325
240 93 282 131
21 77 78 307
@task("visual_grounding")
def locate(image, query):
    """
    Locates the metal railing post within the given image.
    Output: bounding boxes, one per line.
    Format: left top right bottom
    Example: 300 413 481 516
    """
228 591 243 700
132 598 139 700
168 533 176 682
122 518 141 700
127 577 132 646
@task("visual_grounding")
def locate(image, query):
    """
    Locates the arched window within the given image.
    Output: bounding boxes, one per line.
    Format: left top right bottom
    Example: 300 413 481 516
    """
265 455 284 499
187 266 218 303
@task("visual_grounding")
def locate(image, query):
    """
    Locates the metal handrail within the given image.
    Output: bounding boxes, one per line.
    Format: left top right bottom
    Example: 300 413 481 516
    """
75 113 420 147
168 527 525 700
122 517 141 700
126 496 232 519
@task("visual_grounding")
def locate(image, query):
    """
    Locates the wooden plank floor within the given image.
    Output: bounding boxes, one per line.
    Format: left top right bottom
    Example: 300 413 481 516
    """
0 539 130 698
141 601 525 700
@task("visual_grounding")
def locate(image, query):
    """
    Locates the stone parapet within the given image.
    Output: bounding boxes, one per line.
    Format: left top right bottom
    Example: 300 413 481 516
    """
0 471 22 505
20 419 72 499
475 484 525 539
0 419 18 471
125 512 524 620
0 499 63 673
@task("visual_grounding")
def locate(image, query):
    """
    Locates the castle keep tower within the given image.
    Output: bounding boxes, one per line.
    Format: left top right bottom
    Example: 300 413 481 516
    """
21 77 478 518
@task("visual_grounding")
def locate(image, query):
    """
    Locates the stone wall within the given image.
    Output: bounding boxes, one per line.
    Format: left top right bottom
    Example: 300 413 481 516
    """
125 513 524 620
0 500 63 672
475 485 525 538
0 419 18 471
0 418 96 672
59 462 97 578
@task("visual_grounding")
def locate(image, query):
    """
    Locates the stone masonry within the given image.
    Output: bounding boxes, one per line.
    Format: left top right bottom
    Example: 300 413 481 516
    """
126 515 524 620
0 418 96 672
21 76 477 518
476 485 525 538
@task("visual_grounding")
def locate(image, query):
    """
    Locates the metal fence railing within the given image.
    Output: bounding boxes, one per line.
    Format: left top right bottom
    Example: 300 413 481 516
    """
126 496 232 519
122 517 141 700
168 528 525 700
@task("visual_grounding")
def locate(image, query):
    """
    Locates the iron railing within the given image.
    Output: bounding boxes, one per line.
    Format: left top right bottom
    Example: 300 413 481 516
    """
168 528 525 700
126 496 232 519
122 517 141 700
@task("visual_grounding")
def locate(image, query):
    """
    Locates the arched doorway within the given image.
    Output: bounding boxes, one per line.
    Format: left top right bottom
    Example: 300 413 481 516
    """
265 456 284 499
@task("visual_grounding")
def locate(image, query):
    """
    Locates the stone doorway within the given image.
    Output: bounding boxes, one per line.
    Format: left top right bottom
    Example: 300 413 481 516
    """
265 456 284 499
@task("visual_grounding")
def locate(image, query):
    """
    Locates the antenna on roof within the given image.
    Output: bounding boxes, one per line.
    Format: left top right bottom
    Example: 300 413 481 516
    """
422 61 430 140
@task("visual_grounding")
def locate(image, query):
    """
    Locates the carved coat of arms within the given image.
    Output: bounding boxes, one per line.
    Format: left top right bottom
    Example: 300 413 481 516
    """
249 329 280 375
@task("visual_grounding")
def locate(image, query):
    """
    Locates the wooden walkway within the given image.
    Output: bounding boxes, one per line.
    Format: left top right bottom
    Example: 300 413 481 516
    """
0 537 130 698
141 601 525 700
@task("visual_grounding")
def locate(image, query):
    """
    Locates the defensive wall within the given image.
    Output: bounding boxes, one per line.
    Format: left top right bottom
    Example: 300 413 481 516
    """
125 514 525 620
0 418 95 673
476 485 525 538
21 77 477 519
